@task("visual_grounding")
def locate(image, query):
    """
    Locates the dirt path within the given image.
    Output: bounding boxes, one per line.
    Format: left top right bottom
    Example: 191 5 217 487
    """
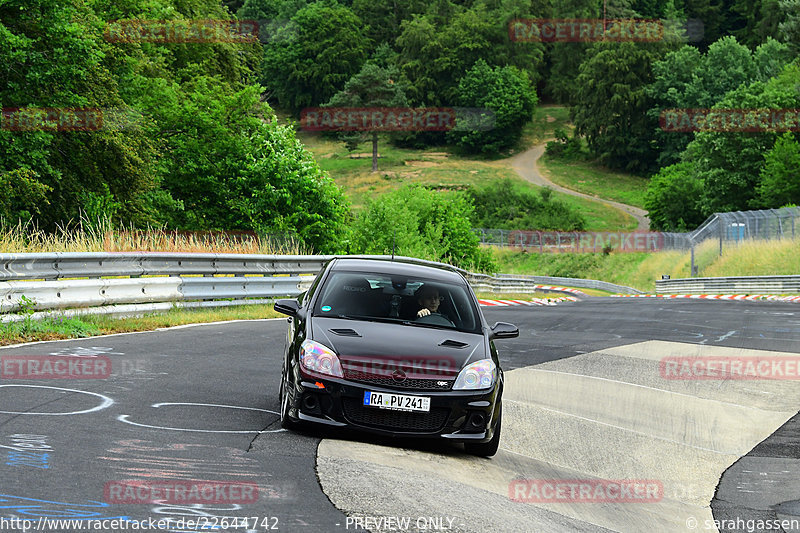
508 143 651 230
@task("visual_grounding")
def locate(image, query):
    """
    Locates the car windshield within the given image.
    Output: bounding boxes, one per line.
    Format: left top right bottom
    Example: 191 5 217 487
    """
313 271 481 333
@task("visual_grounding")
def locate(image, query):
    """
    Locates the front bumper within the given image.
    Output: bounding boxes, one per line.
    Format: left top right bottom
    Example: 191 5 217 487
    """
287 373 501 443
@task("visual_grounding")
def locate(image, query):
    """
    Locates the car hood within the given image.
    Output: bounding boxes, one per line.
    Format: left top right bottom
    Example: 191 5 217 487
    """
311 317 486 380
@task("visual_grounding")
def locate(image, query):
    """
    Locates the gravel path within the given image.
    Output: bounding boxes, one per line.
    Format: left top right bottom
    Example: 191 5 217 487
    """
508 142 651 230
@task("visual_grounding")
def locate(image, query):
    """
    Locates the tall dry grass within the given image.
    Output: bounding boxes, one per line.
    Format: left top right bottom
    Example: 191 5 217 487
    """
702 238 800 277
0 218 310 255
493 237 800 292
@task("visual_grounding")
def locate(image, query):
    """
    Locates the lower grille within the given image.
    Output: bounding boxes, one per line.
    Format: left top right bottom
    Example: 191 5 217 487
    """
341 398 449 432
344 370 452 391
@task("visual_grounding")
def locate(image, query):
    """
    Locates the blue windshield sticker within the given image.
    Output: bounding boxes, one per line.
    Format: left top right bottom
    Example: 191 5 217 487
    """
321 305 332 312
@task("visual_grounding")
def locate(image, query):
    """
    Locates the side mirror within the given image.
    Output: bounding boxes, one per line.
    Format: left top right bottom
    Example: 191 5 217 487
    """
274 299 300 317
490 322 519 340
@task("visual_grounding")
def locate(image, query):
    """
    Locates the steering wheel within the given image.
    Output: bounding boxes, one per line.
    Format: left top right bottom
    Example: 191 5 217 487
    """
416 312 455 327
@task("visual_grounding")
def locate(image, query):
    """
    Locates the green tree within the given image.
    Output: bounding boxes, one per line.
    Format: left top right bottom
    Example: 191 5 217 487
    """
687 61 800 215
540 0 597 104
572 41 673 174
397 2 544 107
0 169 52 225
351 0 427 47
447 60 537 154
260 1 370 113
647 37 791 167
351 185 493 270
644 162 705 230
646 45 703 167
325 62 409 172
0 0 164 228
238 0 307 20
159 79 349 251
779 0 800 53
682 0 726 48
731 0 787 46
756 133 800 207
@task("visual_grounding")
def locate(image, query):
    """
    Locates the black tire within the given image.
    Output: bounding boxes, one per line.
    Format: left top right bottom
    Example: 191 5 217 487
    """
464 408 501 457
279 365 297 430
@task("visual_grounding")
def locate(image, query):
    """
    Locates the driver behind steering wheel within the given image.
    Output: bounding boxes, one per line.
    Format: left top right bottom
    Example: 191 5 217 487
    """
415 285 444 318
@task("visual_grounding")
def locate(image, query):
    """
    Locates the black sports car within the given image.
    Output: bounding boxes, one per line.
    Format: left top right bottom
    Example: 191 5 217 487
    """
273 257 518 456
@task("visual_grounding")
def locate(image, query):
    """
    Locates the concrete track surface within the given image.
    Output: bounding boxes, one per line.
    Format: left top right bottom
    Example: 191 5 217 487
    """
319 340 800 532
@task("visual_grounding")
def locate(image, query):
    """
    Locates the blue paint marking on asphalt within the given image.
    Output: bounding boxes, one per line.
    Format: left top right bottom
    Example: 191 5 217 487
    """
5 451 49 469
0 494 132 520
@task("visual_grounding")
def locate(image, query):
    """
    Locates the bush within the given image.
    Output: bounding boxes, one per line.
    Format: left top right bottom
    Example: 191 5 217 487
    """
447 60 537 155
644 162 705 231
467 179 586 231
545 127 584 159
350 185 494 271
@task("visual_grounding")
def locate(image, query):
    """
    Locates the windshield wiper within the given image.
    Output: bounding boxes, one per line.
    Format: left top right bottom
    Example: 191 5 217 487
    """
320 314 400 325
401 321 456 331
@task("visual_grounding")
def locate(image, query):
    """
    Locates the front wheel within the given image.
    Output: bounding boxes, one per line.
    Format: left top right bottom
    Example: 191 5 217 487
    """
464 407 501 457
279 365 297 430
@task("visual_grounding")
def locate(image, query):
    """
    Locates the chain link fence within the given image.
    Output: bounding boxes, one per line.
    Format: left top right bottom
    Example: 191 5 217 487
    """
475 206 799 277
661 207 800 250
477 207 800 252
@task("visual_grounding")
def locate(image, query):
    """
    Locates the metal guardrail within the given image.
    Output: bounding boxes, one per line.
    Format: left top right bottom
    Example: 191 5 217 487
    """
11 252 794 322
0 252 331 280
490 273 642 294
656 275 800 294
0 253 329 319
0 252 615 321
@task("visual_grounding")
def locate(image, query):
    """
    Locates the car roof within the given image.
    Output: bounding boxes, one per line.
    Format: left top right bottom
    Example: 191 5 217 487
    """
328 257 467 284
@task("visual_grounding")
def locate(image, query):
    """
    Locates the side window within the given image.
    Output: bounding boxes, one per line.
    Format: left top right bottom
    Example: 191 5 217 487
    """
451 290 476 331
303 264 329 306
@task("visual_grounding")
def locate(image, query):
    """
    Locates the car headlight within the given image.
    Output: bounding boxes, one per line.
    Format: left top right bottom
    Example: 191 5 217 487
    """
453 359 497 390
300 340 343 378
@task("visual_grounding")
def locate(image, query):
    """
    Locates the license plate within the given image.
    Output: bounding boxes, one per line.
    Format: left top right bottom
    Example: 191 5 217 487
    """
363 391 430 412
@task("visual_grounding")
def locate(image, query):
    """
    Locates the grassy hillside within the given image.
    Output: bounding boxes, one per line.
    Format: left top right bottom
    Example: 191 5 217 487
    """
493 239 800 292
539 154 649 209
298 134 637 231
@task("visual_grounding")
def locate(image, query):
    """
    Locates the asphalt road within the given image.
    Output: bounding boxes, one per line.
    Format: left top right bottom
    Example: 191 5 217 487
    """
0 299 798 533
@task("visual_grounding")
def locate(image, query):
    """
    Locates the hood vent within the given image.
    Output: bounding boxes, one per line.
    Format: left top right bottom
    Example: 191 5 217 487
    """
329 328 362 337
439 339 469 348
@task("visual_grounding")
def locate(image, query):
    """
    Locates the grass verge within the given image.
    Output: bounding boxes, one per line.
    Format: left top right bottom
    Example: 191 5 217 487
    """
539 154 649 209
517 105 572 147
491 238 800 293
0 305 283 346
